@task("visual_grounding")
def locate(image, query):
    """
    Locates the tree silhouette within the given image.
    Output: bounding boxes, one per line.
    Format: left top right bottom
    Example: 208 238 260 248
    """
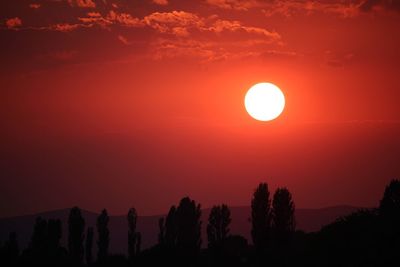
85 227 94 265
271 187 295 249
175 197 202 261
97 209 110 263
378 179 400 264
165 205 178 247
207 204 231 249
136 232 142 257
315 209 381 266
30 217 47 251
251 182 271 251
379 179 400 220
68 206 85 265
47 219 64 265
5 181 400 267
47 219 62 249
158 217 165 245
24 217 67 266
2 232 19 266
127 207 141 260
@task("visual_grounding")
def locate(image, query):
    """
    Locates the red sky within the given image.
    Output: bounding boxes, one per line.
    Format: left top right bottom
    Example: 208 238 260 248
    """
1 0 400 217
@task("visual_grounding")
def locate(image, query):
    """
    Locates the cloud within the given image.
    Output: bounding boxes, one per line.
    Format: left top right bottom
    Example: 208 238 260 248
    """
206 0 400 17
208 19 280 40
141 11 280 41
261 1 361 18
150 38 222 62
153 0 169 5
359 0 400 12
29 3 41 9
205 0 261 11
51 23 81 32
149 38 282 62
78 11 143 27
75 10 282 61
6 17 22 29
0 5 283 63
118 35 131 45
68 0 96 8
262 49 298 58
207 1 400 17
107 10 143 26
143 11 204 36
87 12 101 17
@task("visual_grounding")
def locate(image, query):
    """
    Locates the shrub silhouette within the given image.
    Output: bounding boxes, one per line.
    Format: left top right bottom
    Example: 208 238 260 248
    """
220 235 248 267
251 183 271 252
207 204 231 249
315 209 380 266
97 209 110 263
68 206 85 266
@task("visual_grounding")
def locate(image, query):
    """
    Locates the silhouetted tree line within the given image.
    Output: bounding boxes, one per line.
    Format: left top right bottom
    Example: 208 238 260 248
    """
1 180 400 266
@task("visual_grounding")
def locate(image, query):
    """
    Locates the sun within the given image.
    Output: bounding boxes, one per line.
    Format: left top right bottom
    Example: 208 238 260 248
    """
244 82 285 121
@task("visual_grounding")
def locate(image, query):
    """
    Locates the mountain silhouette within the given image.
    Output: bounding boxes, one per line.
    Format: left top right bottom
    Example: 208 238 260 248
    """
0 205 361 254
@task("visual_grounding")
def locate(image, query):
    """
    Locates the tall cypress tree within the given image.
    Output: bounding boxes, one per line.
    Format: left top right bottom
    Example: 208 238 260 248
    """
175 197 202 258
97 209 109 263
85 227 94 265
271 187 295 247
251 183 271 251
207 204 231 249
127 207 141 260
68 207 85 265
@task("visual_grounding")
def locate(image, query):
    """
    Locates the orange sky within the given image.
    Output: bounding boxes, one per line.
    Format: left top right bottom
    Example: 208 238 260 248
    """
1 0 400 217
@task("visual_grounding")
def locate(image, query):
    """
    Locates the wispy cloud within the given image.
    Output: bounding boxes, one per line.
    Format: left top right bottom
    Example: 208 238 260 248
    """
208 19 280 39
143 11 205 36
5 17 22 29
205 0 262 11
153 0 169 5
118 35 132 45
29 3 41 9
206 0 400 17
0 3 284 63
359 0 400 13
67 0 96 8
261 1 361 18
78 10 143 27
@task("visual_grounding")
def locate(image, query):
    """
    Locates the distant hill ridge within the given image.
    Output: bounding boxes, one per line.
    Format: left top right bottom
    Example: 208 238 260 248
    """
0 205 363 254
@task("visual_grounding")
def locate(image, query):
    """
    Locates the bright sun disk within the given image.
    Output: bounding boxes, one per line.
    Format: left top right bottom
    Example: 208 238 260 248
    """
244 82 285 121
